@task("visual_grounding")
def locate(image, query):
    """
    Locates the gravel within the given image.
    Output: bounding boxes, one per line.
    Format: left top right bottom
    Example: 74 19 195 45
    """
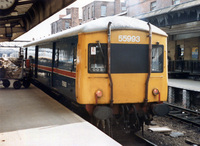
136 116 200 146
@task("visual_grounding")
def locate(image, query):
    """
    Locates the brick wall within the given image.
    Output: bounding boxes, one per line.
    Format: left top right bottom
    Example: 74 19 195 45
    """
71 7 79 27
127 0 156 16
127 0 193 17
82 1 114 23
82 0 125 23
168 37 200 60
51 7 80 34
114 0 121 14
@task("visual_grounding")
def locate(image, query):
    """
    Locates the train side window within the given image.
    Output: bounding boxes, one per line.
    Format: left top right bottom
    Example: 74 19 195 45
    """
152 45 163 73
88 43 107 73
55 39 75 71
55 48 59 67
72 44 77 71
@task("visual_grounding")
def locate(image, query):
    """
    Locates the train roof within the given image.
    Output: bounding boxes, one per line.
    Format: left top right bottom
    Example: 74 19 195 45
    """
24 16 167 47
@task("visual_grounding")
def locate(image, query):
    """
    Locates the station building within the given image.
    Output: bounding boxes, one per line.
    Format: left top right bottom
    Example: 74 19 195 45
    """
82 0 126 23
51 0 126 34
51 7 82 34
126 0 200 72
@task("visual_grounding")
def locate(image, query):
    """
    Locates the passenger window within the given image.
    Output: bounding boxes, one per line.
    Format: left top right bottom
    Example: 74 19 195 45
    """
72 44 77 71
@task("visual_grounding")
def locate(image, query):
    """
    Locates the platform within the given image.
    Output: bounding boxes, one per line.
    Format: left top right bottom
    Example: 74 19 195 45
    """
0 83 121 146
168 79 200 92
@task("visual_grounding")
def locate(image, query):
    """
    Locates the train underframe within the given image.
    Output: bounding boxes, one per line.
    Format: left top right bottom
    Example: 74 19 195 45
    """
86 102 169 135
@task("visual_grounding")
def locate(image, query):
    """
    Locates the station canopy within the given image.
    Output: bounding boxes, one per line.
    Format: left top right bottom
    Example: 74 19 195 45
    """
0 0 76 42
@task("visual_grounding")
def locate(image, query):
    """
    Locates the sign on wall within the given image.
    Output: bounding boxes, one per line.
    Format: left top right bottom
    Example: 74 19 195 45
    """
192 47 198 60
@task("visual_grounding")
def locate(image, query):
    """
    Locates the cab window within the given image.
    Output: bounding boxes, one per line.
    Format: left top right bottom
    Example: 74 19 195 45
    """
88 43 107 73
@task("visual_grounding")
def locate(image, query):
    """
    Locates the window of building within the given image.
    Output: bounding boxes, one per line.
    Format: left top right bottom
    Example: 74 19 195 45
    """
65 21 70 29
53 24 55 33
55 23 58 33
83 9 85 21
150 1 156 11
58 22 61 32
88 7 90 19
172 0 180 5
122 6 126 11
91 5 94 19
101 5 107 17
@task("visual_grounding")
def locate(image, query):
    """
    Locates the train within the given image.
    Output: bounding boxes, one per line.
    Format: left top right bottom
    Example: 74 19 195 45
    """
24 16 169 132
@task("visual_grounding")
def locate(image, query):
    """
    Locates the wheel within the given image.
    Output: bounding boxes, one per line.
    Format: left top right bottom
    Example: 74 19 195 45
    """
23 80 30 88
13 81 21 89
2 79 10 88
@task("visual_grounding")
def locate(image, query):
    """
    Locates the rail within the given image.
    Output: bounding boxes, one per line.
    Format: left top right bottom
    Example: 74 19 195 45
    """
134 134 157 146
164 103 200 127
168 60 200 74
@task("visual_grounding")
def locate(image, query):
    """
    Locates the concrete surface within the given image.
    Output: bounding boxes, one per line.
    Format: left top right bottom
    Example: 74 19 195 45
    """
0 84 121 146
168 79 200 92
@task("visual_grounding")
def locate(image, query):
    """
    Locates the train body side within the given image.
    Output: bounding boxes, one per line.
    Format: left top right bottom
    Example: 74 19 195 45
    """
76 30 168 104
27 36 78 101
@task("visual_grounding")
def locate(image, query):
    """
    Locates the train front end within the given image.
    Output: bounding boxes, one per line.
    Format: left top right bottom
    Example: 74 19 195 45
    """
76 17 168 130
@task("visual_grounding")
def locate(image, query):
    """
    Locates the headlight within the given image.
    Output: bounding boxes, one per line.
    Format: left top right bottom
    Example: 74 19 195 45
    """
95 90 103 98
152 88 159 96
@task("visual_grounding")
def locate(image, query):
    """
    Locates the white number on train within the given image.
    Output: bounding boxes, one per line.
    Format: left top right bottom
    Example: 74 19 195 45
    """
62 81 67 87
118 35 140 43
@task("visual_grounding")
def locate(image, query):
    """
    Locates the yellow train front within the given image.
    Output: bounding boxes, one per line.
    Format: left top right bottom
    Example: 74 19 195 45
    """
25 16 168 132
76 16 168 131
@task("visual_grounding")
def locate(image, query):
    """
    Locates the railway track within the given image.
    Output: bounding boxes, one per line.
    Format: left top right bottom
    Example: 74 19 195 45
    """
165 103 200 127
112 122 157 146
134 134 157 146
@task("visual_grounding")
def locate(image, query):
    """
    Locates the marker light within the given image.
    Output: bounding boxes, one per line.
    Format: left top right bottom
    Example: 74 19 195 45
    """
95 90 103 98
152 88 159 96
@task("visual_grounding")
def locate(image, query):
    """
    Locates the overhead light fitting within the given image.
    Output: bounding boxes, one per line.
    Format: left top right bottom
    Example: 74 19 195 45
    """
5 23 11 27
11 11 18 16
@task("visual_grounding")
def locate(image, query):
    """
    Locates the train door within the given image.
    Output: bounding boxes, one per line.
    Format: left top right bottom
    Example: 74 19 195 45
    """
52 37 78 101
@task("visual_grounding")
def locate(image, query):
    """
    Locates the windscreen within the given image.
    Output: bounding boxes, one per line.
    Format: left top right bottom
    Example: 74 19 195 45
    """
88 44 163 73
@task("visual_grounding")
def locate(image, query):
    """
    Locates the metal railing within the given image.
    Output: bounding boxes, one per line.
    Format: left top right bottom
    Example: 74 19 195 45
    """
168 60 200 74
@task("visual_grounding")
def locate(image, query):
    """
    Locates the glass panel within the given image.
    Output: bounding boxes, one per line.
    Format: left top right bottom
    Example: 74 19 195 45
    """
83 9 85 21
88 43 107 73
91 6 94 18
88 7 90 19
56 40 74 71
65 22 70 29
150 1 156 11
173 0 180 5
101 6 107 16
38 44 52 67
152 46 163 72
